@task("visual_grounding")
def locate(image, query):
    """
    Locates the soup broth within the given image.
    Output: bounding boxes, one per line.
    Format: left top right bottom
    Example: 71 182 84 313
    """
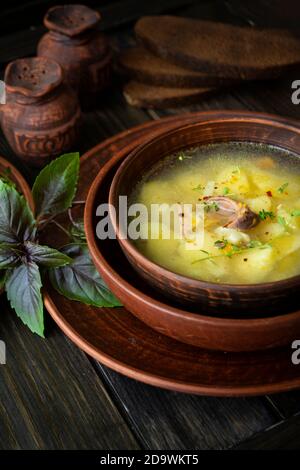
131 142 300 284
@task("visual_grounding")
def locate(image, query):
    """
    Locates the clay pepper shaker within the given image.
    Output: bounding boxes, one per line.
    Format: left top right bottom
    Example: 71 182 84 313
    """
37 4 112 102
1 57 81 167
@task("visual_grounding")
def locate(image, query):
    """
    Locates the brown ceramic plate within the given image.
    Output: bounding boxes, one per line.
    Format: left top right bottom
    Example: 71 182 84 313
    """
44 111 300 395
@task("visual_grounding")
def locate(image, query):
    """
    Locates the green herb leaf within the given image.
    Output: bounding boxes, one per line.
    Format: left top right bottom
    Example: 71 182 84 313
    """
247 239 271 249
192 184 204 192
223 187 230 195
258 209 275 221
225 244 242 258
278 215 288 227
247 240 261 248
0 270 7 289
278 182 289 193
178 152 192 161
0 180 36 244
1 168 16 188
291 210 300 217
214 239 228 249
25 241 72 268
49 245 122 307
70 219 86 242
33 152 80 220
6 262 44 337
0 243 21 269
204 201 219 212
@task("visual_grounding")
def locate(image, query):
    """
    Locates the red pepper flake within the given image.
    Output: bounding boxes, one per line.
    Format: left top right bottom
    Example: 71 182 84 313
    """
266 190 272 197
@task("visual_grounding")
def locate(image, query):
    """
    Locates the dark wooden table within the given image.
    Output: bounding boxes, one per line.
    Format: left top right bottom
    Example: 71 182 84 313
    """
1 0 300 451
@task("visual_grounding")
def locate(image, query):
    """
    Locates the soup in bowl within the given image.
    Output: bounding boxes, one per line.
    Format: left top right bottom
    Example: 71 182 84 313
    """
109 117 300 314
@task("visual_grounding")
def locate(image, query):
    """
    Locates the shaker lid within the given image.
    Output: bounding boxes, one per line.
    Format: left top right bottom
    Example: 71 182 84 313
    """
4 57 63 98
44 5 101 37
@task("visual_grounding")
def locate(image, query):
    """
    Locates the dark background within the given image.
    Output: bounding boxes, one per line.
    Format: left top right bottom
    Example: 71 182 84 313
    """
0 0 300 37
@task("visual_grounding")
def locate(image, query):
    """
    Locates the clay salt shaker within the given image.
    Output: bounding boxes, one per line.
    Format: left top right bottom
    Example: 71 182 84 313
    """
37 4 112 101
1 57 81 167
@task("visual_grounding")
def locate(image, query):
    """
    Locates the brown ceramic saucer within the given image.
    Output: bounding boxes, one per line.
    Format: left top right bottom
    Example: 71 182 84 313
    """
43 111 300 395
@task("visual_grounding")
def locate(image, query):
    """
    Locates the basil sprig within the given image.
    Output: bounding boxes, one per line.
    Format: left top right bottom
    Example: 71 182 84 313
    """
0 153 121 337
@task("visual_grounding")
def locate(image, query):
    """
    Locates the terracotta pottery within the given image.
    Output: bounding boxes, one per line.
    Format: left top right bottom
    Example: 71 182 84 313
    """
1 57 81 167
37 5 112 99
40 113 300 395
109 116 300 315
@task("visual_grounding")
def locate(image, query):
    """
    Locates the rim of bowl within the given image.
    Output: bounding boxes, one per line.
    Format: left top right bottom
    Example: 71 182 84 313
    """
109 116 300 293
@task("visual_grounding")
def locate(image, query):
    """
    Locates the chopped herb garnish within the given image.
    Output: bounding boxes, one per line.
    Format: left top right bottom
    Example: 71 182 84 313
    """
178 152 192 161
214 239 228 249
204 201 219 213
192 239 271 264
291 210 300 217
223 187 230 195
278 182 289 193
247 240 261 248
212 202 219 212
199 249 210 255
1 167 16 188
258 209 275 221
247 240 271 249
192 184 204 192
278 215 287 227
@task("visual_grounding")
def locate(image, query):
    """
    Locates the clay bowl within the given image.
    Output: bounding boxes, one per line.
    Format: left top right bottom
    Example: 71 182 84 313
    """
109 116 300 315
85 142 300 351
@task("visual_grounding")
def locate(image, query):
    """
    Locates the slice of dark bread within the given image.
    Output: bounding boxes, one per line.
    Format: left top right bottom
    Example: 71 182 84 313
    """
119 46 236 88
135 16 300 79
123 81 216 108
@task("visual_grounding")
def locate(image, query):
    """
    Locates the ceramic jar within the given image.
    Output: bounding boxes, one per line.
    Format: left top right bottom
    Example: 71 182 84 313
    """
1 57 81 167
37 4 112 100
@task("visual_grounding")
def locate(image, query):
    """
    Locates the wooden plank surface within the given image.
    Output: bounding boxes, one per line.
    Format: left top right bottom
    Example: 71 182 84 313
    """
0 300 139 450
97 366 277 450
235 413 300 450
